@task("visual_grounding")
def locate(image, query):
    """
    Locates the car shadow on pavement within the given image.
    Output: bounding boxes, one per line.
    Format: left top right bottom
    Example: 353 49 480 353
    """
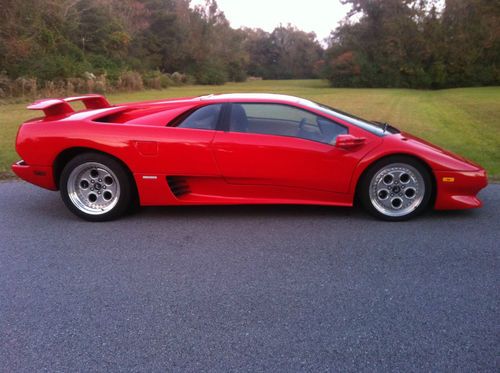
133 204 365 221
18 185 482 223
130 203 479 223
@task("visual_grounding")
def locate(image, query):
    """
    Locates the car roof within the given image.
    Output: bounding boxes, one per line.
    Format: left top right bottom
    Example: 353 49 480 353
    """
198 93 304 104
58 93 310 123
114 93 306 111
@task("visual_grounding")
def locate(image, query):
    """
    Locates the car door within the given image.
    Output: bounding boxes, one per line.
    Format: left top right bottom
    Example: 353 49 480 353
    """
212 102 366 194
151 104 223 176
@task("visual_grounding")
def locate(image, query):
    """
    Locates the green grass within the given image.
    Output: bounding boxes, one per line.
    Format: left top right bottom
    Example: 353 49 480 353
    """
1 80 499 179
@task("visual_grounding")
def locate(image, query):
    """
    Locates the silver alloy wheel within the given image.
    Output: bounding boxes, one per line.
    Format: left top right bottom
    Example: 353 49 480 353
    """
67 162 120 215
369 163 425 217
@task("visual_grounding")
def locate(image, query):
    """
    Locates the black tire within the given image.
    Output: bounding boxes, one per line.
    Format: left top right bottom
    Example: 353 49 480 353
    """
358 155 433 221
60 152 133 222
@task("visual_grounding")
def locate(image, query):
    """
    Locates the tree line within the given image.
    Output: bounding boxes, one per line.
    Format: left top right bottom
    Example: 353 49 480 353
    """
0 0 498 97
0 0 323 96
325 0 499 88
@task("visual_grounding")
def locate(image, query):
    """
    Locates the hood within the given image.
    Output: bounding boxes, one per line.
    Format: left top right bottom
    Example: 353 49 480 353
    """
385 132 483 172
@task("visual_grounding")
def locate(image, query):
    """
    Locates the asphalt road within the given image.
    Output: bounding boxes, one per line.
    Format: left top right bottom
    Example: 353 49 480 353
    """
0 181 498 372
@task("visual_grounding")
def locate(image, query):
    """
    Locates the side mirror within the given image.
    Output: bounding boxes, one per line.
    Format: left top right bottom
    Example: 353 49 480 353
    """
335 134 367 149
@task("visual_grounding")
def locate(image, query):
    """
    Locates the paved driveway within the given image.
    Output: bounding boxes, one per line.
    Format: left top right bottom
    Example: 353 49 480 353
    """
0 181 498 371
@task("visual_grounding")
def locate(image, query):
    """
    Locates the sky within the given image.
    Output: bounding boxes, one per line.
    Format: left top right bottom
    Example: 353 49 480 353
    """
189 0 352 44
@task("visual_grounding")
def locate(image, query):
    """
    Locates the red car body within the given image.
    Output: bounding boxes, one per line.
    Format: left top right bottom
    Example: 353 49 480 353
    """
13 93 487 213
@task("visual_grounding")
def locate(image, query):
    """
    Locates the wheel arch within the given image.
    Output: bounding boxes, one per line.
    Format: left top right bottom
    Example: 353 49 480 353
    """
53 147 138 202
353 152 437 207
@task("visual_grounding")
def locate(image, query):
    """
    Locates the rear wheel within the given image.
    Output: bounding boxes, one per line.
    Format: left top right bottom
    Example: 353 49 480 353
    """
359 156 432 221
60 153 132 221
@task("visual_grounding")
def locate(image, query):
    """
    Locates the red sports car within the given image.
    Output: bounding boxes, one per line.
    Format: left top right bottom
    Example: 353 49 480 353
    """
12 93 487 221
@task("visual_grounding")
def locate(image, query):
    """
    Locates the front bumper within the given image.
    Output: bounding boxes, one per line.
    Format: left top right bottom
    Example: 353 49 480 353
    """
434 169 488 210
12 160 57 190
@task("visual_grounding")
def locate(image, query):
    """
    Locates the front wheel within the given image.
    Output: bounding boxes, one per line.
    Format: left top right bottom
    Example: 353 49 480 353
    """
60 153 132 221
359 156 433 221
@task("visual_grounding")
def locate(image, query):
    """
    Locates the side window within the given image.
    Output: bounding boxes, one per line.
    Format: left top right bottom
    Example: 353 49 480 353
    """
177 104 222 130
229 103 347 144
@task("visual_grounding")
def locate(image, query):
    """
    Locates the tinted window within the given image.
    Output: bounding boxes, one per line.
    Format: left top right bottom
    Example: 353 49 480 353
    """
299 99 387 136
229 103 347 144
178 104 222 130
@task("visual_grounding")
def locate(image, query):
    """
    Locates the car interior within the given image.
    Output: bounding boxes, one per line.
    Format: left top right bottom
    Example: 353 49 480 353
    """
175 102 348 144
229 103 347 144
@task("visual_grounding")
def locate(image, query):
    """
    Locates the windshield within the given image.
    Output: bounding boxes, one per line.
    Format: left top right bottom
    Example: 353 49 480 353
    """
300 99 391 136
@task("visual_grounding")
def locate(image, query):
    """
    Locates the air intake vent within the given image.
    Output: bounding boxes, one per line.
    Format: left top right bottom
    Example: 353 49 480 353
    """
166 176 191 197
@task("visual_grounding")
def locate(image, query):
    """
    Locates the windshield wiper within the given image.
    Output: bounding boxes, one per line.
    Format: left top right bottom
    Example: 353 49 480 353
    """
370 120 388 131
370 120 400 134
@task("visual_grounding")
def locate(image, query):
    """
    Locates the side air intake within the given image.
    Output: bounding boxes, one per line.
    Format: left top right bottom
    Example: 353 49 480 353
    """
166 176 191 197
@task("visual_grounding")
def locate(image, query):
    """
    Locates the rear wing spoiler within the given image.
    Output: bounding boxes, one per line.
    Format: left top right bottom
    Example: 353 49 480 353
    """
27 94 110 117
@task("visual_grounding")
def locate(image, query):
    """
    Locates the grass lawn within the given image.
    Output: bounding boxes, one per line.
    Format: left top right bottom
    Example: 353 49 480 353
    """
1 79 499 179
